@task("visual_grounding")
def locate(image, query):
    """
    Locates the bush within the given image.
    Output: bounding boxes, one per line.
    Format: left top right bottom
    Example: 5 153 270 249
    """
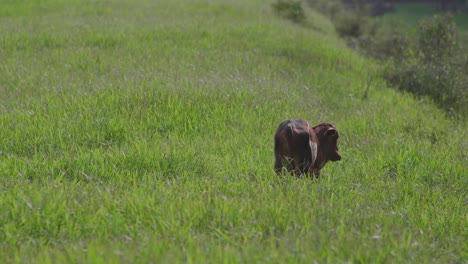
418 15 458 62
306 1 413 68
272 0 306 24
306 0 375 38
334 10 369 38
303 1 467 116
385 15 468 116
306 0 347 20
348 20 412 61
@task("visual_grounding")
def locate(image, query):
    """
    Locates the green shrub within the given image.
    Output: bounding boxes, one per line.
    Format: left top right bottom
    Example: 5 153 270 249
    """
272 0 306 23
334 10 368 38
304 1 467 116
355 21 412 61
305 1 411 69
306 0 374 38
306 0 346 19
417 14 458 62
385 15 468 116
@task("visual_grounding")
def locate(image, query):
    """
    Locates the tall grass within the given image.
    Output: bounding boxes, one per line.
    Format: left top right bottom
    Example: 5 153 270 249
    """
0 0 466 263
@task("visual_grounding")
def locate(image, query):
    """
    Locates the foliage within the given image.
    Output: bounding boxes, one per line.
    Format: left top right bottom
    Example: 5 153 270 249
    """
418 14 458 60
272 0 306 23
350 20 412 61
306 0 376 38
385 15 468 116
306 0 467 116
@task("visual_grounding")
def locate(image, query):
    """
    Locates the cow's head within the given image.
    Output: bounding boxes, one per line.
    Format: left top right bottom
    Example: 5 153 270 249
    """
314 123 341 162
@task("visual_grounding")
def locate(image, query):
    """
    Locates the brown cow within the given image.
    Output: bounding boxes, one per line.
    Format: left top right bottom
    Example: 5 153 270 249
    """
274 118 341 178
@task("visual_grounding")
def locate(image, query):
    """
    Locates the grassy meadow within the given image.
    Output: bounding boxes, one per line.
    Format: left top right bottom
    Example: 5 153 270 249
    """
0 0 467 263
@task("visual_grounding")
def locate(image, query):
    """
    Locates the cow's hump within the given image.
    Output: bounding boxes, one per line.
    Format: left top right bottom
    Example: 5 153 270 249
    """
289 118 311 135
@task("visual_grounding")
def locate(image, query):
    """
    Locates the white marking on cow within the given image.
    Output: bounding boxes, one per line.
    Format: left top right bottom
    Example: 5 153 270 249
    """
309 139 317 167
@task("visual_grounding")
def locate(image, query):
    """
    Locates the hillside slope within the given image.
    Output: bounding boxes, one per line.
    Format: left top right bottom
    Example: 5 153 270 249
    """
0 0 466 263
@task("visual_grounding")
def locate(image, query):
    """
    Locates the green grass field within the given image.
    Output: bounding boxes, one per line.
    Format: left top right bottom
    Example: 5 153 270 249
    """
0 0 467 263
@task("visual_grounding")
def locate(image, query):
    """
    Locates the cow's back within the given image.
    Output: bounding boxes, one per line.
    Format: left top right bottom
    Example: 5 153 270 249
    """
288 118 310 135
274 118 317 176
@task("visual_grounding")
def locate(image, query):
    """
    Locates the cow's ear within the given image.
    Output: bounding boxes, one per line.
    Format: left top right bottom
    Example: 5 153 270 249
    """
325 128 337 137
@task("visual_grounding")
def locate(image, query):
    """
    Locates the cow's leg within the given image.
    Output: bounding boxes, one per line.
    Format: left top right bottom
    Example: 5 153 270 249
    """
274 154 282 175
295 133 313 177
283 157 295 176
275 134 294 176
290 158 300 177
311 168 320 179
274 135 283 175
297 158 310 176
